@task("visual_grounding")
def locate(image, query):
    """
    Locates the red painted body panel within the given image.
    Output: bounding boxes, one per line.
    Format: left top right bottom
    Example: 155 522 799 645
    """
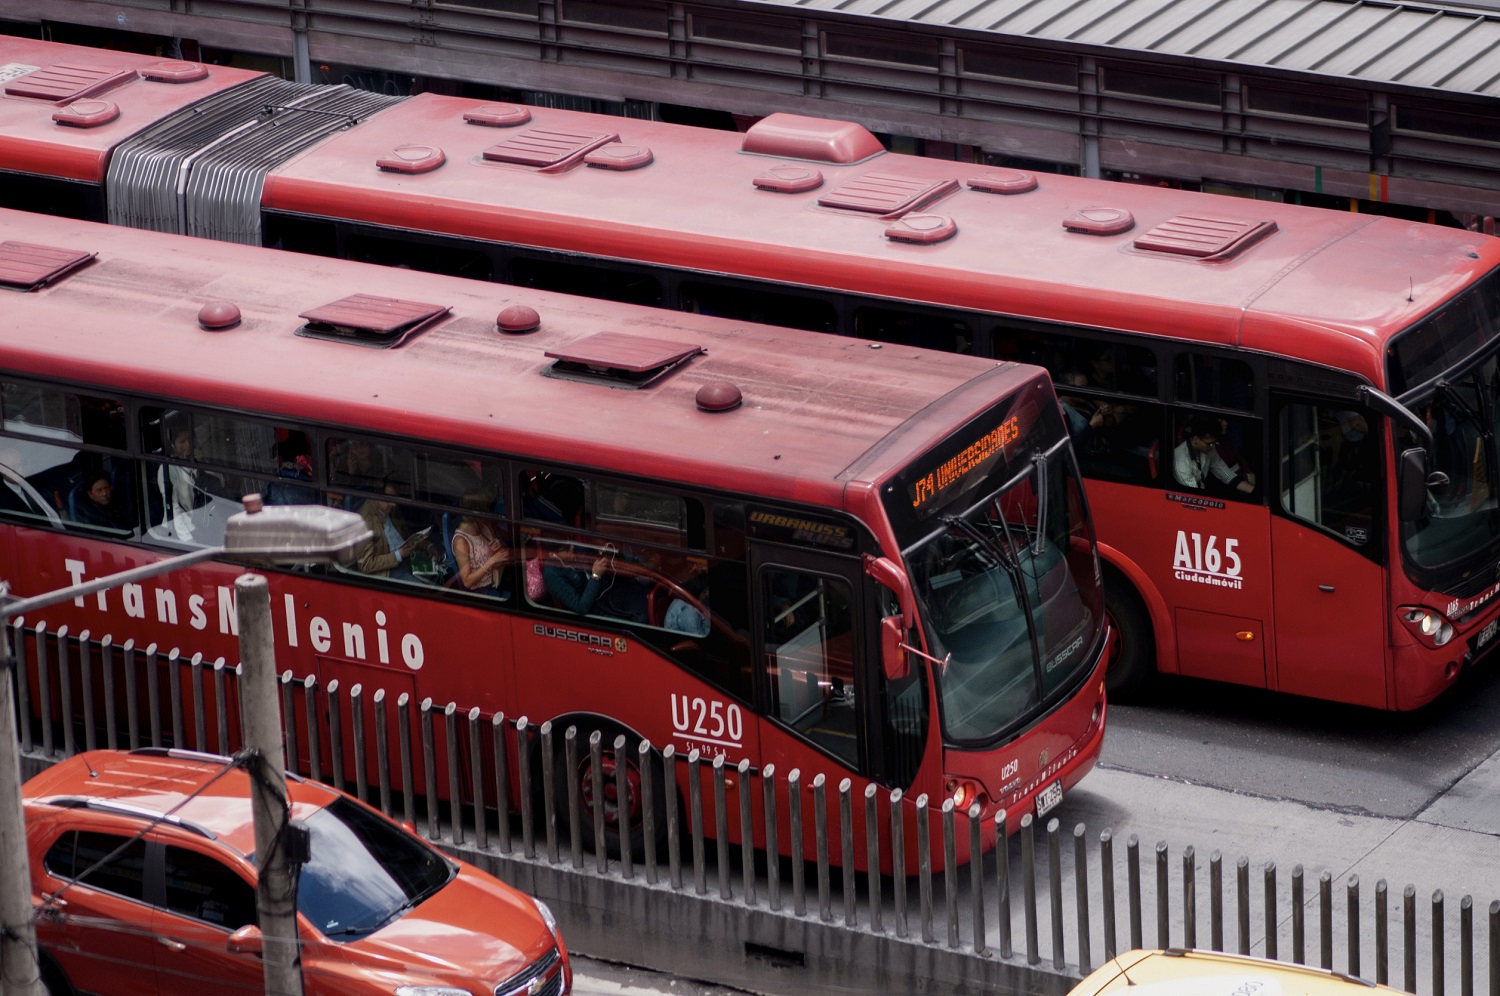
254 93 1500 378
0 38 262 182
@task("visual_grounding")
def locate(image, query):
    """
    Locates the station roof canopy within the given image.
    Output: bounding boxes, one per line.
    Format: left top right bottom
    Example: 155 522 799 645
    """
744 0 1500 99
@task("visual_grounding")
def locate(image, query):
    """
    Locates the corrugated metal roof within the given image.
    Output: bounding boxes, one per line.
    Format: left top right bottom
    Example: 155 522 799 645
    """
742 0 1500 98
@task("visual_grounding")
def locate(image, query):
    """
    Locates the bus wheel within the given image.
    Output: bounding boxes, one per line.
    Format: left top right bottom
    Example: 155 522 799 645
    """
555 725 670 861
1103 573 1154 701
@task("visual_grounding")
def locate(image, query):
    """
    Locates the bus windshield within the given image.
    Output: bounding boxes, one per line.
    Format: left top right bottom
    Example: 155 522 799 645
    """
1388 268 1500 583
883 387 1104 746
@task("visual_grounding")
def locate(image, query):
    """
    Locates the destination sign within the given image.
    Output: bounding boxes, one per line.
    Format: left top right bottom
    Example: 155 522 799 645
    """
908 414 1021 515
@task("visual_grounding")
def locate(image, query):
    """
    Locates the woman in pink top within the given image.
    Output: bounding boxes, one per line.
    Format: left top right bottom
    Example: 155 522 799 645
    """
452 491 510 595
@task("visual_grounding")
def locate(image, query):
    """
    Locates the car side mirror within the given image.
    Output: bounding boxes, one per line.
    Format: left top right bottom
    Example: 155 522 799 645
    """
880 615 909 681
227 924 264 957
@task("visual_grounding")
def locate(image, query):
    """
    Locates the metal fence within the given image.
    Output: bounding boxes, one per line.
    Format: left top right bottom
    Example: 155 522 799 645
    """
10 619 1500 996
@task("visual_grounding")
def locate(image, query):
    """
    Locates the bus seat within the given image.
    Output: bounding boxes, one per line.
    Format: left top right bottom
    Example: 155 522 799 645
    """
1148 440 1159 480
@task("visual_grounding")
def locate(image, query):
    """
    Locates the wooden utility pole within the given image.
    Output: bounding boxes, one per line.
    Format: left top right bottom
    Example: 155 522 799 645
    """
236 573 304 996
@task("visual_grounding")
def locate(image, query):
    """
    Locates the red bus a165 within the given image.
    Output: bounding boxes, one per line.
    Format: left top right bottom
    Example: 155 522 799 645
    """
2 36 1481 709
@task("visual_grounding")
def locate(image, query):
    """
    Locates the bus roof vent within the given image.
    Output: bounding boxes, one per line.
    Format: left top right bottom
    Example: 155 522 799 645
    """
295 294 450 348
3 63 135 102
885 213 957 245
753 164 824 194
496 305 540 334
1063 207 1136 236
53 99 120 129
819 174 959 216
377 144 446 174
139 60 209 83
544 332 704 389
967 168 1039 195
482 129 620 169
463 103 532 128
742 113 884 165
696 382 743 412
1135 215 1279 259
0 241 96 291
584 144 653 171
198 302 242 331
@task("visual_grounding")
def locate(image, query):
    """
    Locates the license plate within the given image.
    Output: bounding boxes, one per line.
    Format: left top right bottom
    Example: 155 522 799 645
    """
1478 619 1499 650
1035 780 1064 818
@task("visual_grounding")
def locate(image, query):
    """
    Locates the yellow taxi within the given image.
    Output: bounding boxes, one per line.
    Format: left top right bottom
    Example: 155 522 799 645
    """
1072 949 1406 996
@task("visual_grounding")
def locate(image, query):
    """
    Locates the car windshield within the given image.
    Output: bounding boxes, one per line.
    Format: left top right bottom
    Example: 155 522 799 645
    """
882 379 1104 745
290 797 456 941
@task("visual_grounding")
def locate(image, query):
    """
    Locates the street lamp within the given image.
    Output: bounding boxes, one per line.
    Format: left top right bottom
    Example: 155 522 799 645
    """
0 496 370 996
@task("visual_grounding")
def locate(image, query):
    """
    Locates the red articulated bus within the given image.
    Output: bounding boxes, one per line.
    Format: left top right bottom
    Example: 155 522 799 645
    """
5 36 1499 709
0 208 1107 867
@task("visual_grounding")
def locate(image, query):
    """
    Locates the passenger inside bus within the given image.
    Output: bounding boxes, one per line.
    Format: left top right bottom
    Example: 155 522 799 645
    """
156 418 214 542
450 491 510 597
70 470 134 535
540 540 612 616
1174 414 1255 495
355 479 438 579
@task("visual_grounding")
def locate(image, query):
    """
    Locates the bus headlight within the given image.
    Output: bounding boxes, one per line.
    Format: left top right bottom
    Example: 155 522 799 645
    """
946 778 984 811
1401 607 1454 647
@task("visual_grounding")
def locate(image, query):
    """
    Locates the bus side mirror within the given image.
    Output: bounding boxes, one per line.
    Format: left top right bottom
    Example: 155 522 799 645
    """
1398 447 1449 521
880 615 910 681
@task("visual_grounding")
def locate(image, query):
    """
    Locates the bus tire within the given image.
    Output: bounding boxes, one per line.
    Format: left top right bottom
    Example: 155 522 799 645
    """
1103 572 1154 701
552 721 671 862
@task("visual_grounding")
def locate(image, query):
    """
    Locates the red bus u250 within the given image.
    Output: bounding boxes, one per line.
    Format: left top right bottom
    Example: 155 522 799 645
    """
0 207 1108 867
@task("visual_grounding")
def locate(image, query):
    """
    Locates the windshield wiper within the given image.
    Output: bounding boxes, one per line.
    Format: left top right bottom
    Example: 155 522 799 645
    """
1435 380 1490 438
1031 451 1050 557
326 899 418 938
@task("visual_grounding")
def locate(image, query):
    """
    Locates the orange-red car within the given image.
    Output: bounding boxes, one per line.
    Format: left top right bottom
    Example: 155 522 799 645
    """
23 747 571 996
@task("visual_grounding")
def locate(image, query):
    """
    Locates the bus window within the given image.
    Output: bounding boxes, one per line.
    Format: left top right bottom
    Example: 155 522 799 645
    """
0 381 136 532
993 329 1158 398
344 234 493 281
328 436 397 494
336 478 448 589
762 567 858 767
1169 412 1262 501
853 305 974 354
520 469 588 527
595 480 705 549
1279 402 1379 551
510 256 663 307
140 408 315 547
679 280 837 333
1175 353 1254 410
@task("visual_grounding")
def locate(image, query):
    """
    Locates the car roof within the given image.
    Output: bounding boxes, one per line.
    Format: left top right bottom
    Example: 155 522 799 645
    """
24 749 342 858
1078 949 1406 996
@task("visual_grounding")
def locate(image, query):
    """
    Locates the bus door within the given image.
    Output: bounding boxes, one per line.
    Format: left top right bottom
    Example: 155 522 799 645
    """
1269 398 1386 706
1159 412 1275 687
749 545 869 782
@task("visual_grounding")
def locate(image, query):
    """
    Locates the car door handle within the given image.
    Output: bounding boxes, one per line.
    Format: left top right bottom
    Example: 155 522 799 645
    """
157 935 186 952
1318 585 1335 592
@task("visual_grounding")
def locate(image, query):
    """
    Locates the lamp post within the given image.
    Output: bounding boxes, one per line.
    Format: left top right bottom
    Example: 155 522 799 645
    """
0 496 369 996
